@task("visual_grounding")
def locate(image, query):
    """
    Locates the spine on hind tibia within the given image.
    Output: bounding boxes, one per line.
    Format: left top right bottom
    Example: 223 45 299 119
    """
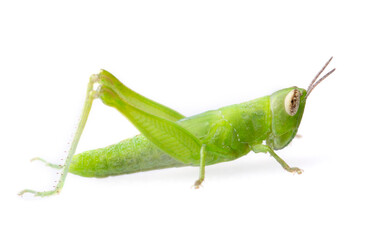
69 135 188 177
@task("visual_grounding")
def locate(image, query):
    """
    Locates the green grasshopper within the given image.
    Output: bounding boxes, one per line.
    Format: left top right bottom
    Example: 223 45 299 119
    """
19 57 335 197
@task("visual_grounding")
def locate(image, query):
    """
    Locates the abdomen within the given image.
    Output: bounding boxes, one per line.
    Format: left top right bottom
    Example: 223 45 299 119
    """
69 135 188 177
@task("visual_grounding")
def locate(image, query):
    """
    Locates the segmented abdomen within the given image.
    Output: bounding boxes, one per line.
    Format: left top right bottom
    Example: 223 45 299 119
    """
69 135 188 177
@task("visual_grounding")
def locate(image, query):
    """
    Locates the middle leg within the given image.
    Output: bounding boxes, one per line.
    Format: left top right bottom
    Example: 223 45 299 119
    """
194 145 206 188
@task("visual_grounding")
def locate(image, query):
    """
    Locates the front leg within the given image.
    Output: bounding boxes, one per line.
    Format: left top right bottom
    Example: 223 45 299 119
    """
251 144 303 174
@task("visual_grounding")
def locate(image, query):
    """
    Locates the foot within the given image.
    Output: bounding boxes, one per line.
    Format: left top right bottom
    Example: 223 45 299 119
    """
287 167 303 174
30 157 63 169
194 179 203 189
18 188 60 197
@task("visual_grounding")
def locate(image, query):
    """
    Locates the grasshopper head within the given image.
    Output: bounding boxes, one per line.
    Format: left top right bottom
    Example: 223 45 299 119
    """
268 87 307 149
268 57 335 150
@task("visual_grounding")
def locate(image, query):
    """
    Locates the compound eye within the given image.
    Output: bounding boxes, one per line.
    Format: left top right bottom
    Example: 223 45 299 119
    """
284 89 301 116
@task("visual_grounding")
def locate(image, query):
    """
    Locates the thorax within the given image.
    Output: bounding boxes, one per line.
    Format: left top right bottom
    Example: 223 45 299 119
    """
177 96 272 162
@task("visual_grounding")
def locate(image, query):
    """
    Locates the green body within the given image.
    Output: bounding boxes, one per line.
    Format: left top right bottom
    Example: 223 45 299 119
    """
70 89 306 178
20 58 333 197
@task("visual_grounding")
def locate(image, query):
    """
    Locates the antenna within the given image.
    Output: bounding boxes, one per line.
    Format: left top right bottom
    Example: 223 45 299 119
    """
306 57 336 98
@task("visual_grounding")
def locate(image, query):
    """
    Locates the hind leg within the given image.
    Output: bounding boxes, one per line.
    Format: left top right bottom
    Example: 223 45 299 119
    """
20 70 193 197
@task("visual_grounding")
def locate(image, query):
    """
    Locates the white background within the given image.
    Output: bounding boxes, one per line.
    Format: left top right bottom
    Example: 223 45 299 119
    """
1 1 376 239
